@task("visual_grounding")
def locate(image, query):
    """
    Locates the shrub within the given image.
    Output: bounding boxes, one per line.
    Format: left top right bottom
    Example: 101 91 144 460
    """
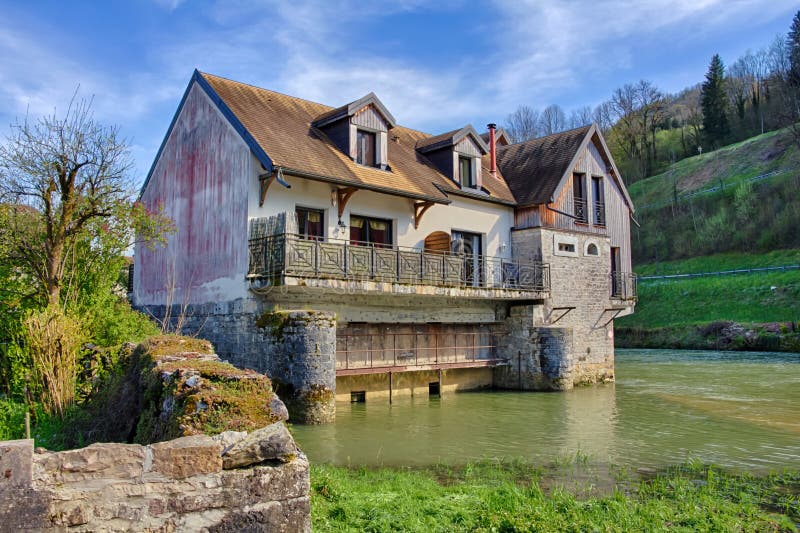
24 307 83 417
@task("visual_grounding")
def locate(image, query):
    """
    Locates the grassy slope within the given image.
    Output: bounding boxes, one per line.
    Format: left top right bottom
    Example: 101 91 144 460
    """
628 127 799 208
619 266 800 329
310 462 799 532
635 250 800 277
620 127 800 331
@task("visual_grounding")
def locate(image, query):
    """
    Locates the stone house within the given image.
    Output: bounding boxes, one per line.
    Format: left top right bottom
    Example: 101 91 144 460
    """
133 70 637 423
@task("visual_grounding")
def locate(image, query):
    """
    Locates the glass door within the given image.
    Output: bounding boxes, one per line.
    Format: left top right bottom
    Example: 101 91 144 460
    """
451 231 483 287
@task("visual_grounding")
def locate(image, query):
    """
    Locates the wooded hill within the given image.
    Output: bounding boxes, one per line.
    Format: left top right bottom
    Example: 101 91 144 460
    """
629 127 800 264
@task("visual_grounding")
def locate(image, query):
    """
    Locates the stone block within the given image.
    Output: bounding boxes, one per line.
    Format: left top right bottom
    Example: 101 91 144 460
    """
0 438 33 489
36 443 145 484
222 423 297 469
151 435 223 479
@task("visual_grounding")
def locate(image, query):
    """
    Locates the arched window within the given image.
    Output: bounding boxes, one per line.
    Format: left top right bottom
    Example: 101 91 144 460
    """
585 243 599 256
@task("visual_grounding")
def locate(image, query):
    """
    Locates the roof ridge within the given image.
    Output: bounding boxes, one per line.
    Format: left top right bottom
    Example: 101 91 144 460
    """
199 71 336 111
500 123 593 150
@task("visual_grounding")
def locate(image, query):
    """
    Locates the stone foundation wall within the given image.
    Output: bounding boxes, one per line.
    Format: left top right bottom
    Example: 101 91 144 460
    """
495 305 576 390
0 424 309 532
141 302 336 424
511 227 620 386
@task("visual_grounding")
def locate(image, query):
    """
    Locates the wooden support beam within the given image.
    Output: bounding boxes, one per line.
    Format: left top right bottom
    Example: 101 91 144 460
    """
337 187 358 219
258 173 276 207
413 201 435 229
389 371 393 404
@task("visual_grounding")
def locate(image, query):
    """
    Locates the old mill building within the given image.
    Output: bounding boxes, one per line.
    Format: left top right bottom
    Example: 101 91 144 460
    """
133 70 637 423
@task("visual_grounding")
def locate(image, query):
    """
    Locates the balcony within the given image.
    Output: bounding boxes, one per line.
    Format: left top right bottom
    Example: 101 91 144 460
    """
610 272 638 301
248 233 550 298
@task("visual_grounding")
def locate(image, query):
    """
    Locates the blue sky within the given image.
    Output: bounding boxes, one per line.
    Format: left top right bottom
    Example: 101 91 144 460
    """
0 1 796 185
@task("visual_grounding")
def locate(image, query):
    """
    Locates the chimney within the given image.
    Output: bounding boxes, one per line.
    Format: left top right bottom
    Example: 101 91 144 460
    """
487 123 497 181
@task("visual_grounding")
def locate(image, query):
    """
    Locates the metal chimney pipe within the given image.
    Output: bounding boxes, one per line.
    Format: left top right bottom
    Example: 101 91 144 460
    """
487 123 497 180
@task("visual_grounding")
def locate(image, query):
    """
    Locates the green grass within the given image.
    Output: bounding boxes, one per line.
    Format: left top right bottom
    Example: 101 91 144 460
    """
636 249 800 276
620 271 800 329
623 251 800 329
311 461 799 532
628 128 798 209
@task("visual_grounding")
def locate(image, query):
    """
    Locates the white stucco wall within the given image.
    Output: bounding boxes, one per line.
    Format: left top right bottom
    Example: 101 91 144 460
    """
248 174 515 258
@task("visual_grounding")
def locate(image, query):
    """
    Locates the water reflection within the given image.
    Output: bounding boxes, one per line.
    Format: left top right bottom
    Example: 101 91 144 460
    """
292 349 800 469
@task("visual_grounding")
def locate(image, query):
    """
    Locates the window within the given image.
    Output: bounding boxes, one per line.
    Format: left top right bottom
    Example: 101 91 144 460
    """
585 243 599 256
356 129 377 167
458 156 475 188
295 207 324 240
349 215 392 246
573 173 588 223
592 176 605 226
553 234 579 257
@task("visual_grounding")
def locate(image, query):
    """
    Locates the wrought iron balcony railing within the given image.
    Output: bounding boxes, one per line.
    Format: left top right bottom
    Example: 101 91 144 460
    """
594 200 606 226
610 271 638 301
573 197 589 223
248 233 550 294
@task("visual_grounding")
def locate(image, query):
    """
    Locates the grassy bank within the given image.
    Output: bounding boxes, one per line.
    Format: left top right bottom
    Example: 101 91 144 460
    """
618 251 800 351
311 460 799 532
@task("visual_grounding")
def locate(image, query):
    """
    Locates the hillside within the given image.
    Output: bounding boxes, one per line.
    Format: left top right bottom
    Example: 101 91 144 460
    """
628 127 800 265
618 128 800 351
628 128 799 210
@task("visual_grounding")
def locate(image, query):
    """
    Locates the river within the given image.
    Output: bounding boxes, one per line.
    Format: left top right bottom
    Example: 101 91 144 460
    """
292 349 800 470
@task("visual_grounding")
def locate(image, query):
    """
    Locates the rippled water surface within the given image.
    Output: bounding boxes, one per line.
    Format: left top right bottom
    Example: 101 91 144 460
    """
291 349 800 469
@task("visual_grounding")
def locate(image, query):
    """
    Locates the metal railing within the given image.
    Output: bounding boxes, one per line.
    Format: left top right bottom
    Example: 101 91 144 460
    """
593 200 606 226
336 330 502 372
248 233 550 293
573 198 589 223
610 271 638 301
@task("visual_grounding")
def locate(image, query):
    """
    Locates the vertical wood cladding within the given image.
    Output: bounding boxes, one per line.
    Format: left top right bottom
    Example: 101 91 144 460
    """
512 138 632 272
135 82 251 305
351 105 388 131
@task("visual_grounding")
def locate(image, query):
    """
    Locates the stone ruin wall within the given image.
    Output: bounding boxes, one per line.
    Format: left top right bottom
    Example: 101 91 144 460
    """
0 424 310 532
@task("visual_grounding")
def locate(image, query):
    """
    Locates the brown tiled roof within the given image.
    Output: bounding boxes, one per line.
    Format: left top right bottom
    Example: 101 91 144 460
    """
199 73 516 204
496 125 592 206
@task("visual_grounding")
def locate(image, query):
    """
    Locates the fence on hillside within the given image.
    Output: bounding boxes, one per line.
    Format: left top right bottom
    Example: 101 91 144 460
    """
637 167 792 210
639 264 800 282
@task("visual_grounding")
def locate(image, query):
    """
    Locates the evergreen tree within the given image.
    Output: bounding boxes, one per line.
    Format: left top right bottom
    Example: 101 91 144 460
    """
701 54 730 147
788 10 800 88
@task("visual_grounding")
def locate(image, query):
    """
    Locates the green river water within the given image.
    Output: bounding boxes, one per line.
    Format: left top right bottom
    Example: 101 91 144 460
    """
292 349 800 470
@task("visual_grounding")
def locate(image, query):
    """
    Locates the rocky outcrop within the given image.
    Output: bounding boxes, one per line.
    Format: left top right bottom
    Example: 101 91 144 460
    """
0 422 309 532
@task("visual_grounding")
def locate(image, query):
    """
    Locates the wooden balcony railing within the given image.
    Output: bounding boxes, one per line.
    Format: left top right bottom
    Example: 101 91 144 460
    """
248 233 550 294
611 271 638 301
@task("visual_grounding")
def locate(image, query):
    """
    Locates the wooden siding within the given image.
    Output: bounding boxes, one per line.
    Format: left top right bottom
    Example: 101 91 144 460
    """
512 138 632 271
455 136 482 157
425 147 455 182
351 105 388 131
322 118 350 158
134 82 252 305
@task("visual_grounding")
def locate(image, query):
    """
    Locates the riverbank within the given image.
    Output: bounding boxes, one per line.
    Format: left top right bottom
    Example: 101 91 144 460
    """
616 321 800 352
310 460 799 532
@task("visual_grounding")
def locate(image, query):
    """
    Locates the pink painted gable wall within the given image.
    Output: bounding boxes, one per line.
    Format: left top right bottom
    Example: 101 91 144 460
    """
134 82 253 305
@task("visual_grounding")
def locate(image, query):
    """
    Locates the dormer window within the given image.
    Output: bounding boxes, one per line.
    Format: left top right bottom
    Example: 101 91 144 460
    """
356 129 377 167
312 93 396 171
415 125 488 191
459 156 476 188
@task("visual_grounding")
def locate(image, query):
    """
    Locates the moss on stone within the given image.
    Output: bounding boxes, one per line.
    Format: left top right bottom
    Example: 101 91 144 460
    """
133 335 280 442
256 311 289 339
143 335 214 356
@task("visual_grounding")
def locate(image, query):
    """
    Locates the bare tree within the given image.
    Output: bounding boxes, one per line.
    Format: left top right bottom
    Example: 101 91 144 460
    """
539 104 566 136
592 102 615 134
568 106 593 129
0 94 166 307
504 105 540 143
